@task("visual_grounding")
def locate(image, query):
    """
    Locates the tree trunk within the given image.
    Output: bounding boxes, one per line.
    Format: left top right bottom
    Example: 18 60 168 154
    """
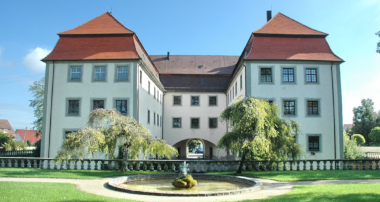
122 147 129 171
237 150 246 174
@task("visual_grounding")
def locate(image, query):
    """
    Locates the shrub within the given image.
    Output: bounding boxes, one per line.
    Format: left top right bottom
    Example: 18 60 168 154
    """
172 174 197 188
0 132 13 146
369 127 380 145
344 132 364 159
352 134 366 145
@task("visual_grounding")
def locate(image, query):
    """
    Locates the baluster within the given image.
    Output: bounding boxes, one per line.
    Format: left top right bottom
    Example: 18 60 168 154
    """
33 160 38 168
54 160 58 170
157 162 161 171
163 162 168 171
262 161 267 171
316 161 320 170
21 159 26 168
14 159 18 168
323 161 327 170
73 160 78 170
363 160 367 170
1 159 5 167
303 161 306 170
170 163 175 172
349 161 353 170
150 162 154 171
94 160 99 170
80 160 84 170
282 162 286 171
309 161 313 170
376 160 379 170
276 162 280 171
369 160 373 170
329 160 333 170
336 160 340 170
87 161 91 170
27 159 31 168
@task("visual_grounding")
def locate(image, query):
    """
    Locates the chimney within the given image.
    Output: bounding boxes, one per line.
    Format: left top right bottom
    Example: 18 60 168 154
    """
267 10 272 22
167 52 170 60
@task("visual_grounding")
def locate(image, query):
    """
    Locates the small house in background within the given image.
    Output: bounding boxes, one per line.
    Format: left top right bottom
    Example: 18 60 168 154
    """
15 129 41 145
0 119 16 138
343 124 353 132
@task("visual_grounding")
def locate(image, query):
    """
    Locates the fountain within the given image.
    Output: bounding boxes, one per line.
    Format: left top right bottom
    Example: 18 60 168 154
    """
171 161 197 188
108 161 262 196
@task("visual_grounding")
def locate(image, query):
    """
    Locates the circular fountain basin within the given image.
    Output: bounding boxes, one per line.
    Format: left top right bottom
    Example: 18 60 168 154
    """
108 174 262 196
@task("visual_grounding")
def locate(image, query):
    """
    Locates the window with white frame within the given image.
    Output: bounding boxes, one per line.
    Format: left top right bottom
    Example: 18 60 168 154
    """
69 66 82 81
116 66 129 81
116 100 128 115
94 66 106 81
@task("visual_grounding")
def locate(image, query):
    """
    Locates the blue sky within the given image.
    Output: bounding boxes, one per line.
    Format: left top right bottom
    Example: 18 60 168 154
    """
0 0 379 130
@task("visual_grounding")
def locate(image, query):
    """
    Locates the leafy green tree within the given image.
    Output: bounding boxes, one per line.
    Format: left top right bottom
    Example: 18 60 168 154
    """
56 109 178 170
218 97 302 173
351 99 378 144
344 132 364 159
369 127 380 145
188 140 202 151
29 77 44 136
352 134 365 145
0 132 13 146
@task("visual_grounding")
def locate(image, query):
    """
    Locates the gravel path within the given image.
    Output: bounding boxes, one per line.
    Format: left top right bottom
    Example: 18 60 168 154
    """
1 177 380 202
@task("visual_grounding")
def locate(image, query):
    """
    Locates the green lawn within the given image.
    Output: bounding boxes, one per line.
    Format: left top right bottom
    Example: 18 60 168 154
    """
0 168 172 179
243 183 380 202
0 181 139 202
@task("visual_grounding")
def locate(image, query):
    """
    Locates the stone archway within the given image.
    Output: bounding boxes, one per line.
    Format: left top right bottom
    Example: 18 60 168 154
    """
186 139 205 159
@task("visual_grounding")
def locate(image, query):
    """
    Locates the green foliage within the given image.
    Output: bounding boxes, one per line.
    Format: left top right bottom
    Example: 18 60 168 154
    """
172 174 197 188
351 99 379 144
188 139 202 151
351 134 365 145
55 109 178 170
344 132 364 159
29 77 44 136
2 140 27 151
368 127 380 145
34 139 41 157
0 132 13 146
218 97 302 164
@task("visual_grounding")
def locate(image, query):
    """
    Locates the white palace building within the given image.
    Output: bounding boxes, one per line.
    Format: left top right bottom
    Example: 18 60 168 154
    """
40 12 344 160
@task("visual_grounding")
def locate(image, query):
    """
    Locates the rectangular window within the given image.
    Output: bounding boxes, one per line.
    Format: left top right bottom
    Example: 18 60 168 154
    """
70 66 82 81
92 100 105 110
65 130 77 138
147 110 150 124
191 96 199 106
157 90 159 101
306 68 317 83
191 118 199 129
116 66 129 81
154 87 156 99
154 112 156 124
139 70 142 84
94 66 106 81
68 99 80 116
157 114 159 126
209 96 217 106
116 100 128 115
174 96 181 105
307 101 319 115
209 118 218 128
283 68 294 82
261 68 272 82
235 82 237 95
173 118 181 128
240 74 243 90
148 81 150 94
308 136 320 151
283 100 296 115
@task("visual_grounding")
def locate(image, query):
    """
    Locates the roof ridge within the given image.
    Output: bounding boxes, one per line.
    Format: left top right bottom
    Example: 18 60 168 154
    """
106 12 135 33
277 13 328 36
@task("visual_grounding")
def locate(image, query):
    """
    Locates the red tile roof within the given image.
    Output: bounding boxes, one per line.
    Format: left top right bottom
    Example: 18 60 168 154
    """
15 129 41 145
151 55 238 75
0 119 15 136
245 36 343 62
43 36 139 61
253 13 327 36
58 12 134 35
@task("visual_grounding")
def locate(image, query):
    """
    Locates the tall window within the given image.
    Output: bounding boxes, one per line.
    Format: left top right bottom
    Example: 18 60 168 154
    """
174 96 181 105
283 100 296 115
235 82 237 95
92 100 104 110
147 110 150 124
157 114 159 126
191 96 199 106
306 68 317 83
240 74 243 90
116 100 127 115
139 70 142 84
117 66 129 81
154 87 156 99
94 66 106 81
148 81 151 94
191 118 200 128
68 99 80 116
209 118 218 128
209 96 217 106
283 68 294 82
308 136 320 151
70 66 82 81
173 118 181 128
154 112 156 124
260 68 272 82
307 101 319 115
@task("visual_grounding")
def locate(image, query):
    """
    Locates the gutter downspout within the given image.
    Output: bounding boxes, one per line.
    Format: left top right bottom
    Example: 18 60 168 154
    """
162 92 165 140
331 62 337 159
48 61 55 158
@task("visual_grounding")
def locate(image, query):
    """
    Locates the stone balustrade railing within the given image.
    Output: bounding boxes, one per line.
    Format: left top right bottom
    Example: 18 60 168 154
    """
0 157 379 171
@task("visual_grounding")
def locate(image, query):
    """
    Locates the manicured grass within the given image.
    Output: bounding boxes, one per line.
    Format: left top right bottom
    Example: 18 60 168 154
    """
210 170 380 181
0 168 173 179
0 181 139 202
241 183 380 202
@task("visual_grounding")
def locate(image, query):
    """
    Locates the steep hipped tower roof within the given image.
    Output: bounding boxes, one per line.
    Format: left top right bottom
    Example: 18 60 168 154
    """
242 12 343 62
43 12 159 75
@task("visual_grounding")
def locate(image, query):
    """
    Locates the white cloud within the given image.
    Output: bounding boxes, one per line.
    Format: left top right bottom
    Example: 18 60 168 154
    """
23 47 51 73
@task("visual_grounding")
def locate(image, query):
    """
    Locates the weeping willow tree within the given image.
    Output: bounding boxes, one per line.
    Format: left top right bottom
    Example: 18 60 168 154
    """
56 109 178 170
218 97 302 173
